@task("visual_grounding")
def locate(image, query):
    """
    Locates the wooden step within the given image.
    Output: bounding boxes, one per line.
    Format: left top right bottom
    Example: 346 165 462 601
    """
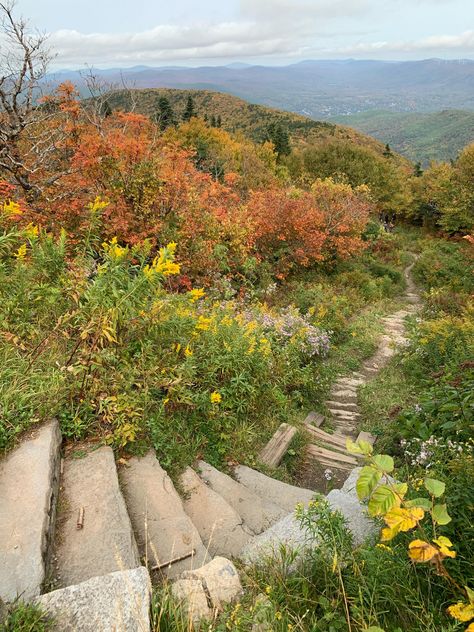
307 444 358 466
303 411 325 427
259 423 297 467
305 425 349 452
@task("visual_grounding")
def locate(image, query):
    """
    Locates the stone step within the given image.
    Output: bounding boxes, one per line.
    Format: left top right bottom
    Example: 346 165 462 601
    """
0 420 61 602
312 456 354 472
335 377 365 388
120 452 208 579
240 486 376 564
35 567 151 632
356 431 376 446
306 444 359 466
329 409 361 418
197 461 287 535
234 464 314 512
330 389 358 403
259 423 297 468
325 400 359 412
179 467 252 558
54 446 139 589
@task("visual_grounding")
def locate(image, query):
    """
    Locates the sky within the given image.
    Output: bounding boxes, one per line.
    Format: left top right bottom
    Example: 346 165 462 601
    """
12 0 474 68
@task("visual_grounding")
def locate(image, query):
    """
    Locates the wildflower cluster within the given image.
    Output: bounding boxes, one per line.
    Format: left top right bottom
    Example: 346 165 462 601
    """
244 305 331 358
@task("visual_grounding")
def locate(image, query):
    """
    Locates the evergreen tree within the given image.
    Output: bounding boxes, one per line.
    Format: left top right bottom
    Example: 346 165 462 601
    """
182 95 195 122
210 115 217 127
157 96 175 130
216 115 222 128
266 122 291 159
414 161 423 177
383 143 392 158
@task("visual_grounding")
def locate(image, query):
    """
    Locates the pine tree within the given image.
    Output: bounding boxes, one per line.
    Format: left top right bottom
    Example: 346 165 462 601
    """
210 115 217 127
216 115 222 128
266 123 291 160
182 95 195 122
383 143 392 158
101 100 113 118
157 96 175 130
414 162 423 177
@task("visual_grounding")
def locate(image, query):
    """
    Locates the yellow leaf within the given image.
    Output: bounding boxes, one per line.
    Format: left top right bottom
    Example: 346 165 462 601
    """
433 536 456 559
384 507 424 534
447 601 474 623
408 539 438 563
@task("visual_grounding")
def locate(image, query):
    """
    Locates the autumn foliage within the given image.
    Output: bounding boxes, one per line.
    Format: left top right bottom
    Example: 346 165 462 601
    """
1 83 375 282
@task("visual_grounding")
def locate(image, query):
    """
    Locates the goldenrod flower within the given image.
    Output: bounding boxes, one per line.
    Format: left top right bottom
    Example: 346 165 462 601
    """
188 288 205 302
210 391 222 404
184 345 193 357
2 200 22 216
14 243 27 260
24 223 39 239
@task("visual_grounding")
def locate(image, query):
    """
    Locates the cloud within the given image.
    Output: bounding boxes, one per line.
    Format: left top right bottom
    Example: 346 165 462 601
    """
318 30 474 55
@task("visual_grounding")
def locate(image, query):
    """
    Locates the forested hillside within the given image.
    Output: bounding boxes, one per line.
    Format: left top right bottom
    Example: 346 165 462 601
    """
331 109 474 165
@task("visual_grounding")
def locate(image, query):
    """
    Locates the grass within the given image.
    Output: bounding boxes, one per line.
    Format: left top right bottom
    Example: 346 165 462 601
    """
0 603 52 632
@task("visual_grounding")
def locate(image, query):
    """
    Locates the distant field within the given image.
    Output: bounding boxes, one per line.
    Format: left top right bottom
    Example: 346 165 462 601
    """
330 109 474 165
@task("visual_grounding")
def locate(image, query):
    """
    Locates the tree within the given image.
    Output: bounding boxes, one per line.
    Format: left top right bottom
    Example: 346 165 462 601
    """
383 143 392 158
265 123 291 160
216 115 222 128
0 1 57 197
156 96 175 130
182 95 195 122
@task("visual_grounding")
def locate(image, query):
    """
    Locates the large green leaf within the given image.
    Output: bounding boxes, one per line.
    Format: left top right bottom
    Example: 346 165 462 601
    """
424 478 445 498
406 497 432 511
368 484 397 516
356 465 382 500
432 504 451 525
372 454 394 473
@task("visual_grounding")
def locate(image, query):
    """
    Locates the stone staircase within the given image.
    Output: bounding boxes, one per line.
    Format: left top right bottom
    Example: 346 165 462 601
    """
0 260 420 630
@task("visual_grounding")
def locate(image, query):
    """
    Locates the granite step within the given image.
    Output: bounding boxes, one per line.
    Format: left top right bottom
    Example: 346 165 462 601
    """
233 464 315 512
197 461 287 535
180 467 253 558
120 452 209 579
53 446 139 589
0 421 61 602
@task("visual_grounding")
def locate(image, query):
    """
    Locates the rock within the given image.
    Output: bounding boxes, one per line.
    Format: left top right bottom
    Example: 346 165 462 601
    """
0 420 61 602
54 446 139 588
36 567 150 632
326 489 377 545
330 390 358 403
180 467 252 557
181 557 243 609
239 512 310 564
197 461 286 535
234 465 314 512
120 452 209 579
171 579 212 623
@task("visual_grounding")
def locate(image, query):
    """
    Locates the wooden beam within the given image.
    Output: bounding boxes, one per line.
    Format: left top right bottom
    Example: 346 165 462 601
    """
259 423 297 468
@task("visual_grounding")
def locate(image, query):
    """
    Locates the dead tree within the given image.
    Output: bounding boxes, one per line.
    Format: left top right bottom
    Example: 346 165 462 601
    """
0 1 71 199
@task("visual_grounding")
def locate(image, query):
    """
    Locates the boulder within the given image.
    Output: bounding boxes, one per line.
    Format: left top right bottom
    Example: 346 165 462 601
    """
36 567 151 632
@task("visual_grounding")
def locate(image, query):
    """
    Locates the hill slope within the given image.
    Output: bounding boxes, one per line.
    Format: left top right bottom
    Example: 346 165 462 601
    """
106 88 408 165
330 109 474 165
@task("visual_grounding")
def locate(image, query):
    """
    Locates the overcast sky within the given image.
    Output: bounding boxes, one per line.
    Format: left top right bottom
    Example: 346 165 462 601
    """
13 0 474 67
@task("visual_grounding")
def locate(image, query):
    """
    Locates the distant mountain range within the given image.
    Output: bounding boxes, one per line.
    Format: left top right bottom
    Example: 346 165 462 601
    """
330 109 474 165
49 59 474 119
